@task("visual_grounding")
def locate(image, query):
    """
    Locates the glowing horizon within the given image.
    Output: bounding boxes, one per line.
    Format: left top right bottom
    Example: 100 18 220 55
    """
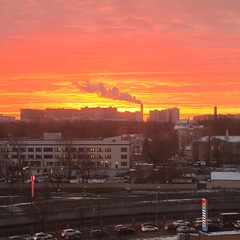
1 0 240 120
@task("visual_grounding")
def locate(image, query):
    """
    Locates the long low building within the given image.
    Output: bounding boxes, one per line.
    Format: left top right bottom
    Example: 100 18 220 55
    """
0 133 141 178
208 171 240 188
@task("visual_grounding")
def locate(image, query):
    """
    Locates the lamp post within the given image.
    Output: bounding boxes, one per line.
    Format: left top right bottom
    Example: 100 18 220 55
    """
83 186 86 208
91 208 95 228
155 186 160 225
153 168 159 183
61 167 64 193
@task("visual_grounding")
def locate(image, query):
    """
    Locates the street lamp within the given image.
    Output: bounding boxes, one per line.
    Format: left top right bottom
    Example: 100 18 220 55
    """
91 208 95 228
155 186 160 225
166 181 169 201
153 168 159 183
61 167 65 193
83 186 86 208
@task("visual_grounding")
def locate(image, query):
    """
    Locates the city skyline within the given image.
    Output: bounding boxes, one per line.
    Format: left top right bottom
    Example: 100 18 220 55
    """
1 0 240 120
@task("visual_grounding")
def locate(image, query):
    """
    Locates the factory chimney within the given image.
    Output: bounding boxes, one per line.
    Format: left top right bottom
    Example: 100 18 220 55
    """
140 104 143 121
214 106 217 121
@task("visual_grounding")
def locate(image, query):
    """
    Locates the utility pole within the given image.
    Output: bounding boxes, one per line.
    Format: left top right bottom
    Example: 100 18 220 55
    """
155 186 160 225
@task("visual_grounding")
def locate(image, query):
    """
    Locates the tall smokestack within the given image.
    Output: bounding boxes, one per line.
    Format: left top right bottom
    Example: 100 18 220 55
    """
140 104 143 121
214 106 217 121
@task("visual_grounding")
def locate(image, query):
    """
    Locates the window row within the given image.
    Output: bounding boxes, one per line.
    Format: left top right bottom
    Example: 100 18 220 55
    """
1 147 115 153
1 147 130 153
10 154 128 160
21 160 128 168
11 154 113 160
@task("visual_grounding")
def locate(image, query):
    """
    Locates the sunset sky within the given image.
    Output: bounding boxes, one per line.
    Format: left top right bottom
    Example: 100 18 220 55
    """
1 0 240 120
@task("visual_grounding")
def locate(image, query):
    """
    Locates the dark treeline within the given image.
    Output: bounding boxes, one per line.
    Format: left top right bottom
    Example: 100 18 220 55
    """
0 118 240 139
201 118 240 136
0 119 175 139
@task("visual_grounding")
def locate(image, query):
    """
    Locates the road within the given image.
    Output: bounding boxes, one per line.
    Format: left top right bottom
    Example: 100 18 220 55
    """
1 188 240 239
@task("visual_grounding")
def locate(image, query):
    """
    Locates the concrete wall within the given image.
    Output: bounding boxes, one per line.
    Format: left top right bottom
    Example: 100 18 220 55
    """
208 180 240 189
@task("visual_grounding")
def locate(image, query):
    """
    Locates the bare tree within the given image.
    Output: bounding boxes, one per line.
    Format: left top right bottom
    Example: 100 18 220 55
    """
7 137 29 183
24 183 52 232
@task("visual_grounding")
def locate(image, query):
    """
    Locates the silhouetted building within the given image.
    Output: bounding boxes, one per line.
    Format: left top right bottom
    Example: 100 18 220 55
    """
20 109 45 121
149 108 179 123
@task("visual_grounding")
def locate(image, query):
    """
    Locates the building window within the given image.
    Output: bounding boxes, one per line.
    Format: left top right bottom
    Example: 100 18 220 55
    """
121 155 128 159
44 148 53 152
97 154 103 159
78 148 85 152
105 148 111 152
30 161 41 167
2 148 10 152
97 148 104 152
28 148 34 152
78 154 84 159
121 162 128 166
86 147 95 152
121 148 127 152
36 148 42 152
28 155 34 159
54 148 62 152
20 148 26 152
36 155 42 159
105 155 111 159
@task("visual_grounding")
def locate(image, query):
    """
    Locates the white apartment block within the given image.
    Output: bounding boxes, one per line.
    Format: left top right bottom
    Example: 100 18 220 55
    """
0 133 135 177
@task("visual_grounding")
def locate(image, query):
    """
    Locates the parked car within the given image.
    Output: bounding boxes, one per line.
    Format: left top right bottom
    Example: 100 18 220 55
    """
141 225 158 232
114 224 124 232
207 223 222 232
173 220 191 227
164 223 179 231
9 236 23 240
41 237 53 240
117 226 135 235
194 218 212 228
33 233 52 240
176 226 195 233
61 229 81 238
90 228 109 239
24 237 34 240
64 235 80 240
140 223 158 229
234 220 240 230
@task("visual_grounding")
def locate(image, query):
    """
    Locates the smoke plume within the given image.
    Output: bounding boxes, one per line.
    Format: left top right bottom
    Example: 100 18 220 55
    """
73 80 142 104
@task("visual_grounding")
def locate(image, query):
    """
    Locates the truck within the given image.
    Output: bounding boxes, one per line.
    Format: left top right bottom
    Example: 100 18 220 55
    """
218 212 240 227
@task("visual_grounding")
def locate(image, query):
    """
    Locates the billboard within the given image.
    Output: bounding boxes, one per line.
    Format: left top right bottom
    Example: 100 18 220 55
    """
202 198 208 232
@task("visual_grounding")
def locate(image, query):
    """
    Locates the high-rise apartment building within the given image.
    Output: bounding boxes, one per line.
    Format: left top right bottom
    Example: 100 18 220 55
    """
149 108 179 123
20 109 45 121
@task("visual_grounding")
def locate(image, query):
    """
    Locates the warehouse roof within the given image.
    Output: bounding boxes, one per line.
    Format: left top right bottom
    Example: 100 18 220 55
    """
211 171 240 181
